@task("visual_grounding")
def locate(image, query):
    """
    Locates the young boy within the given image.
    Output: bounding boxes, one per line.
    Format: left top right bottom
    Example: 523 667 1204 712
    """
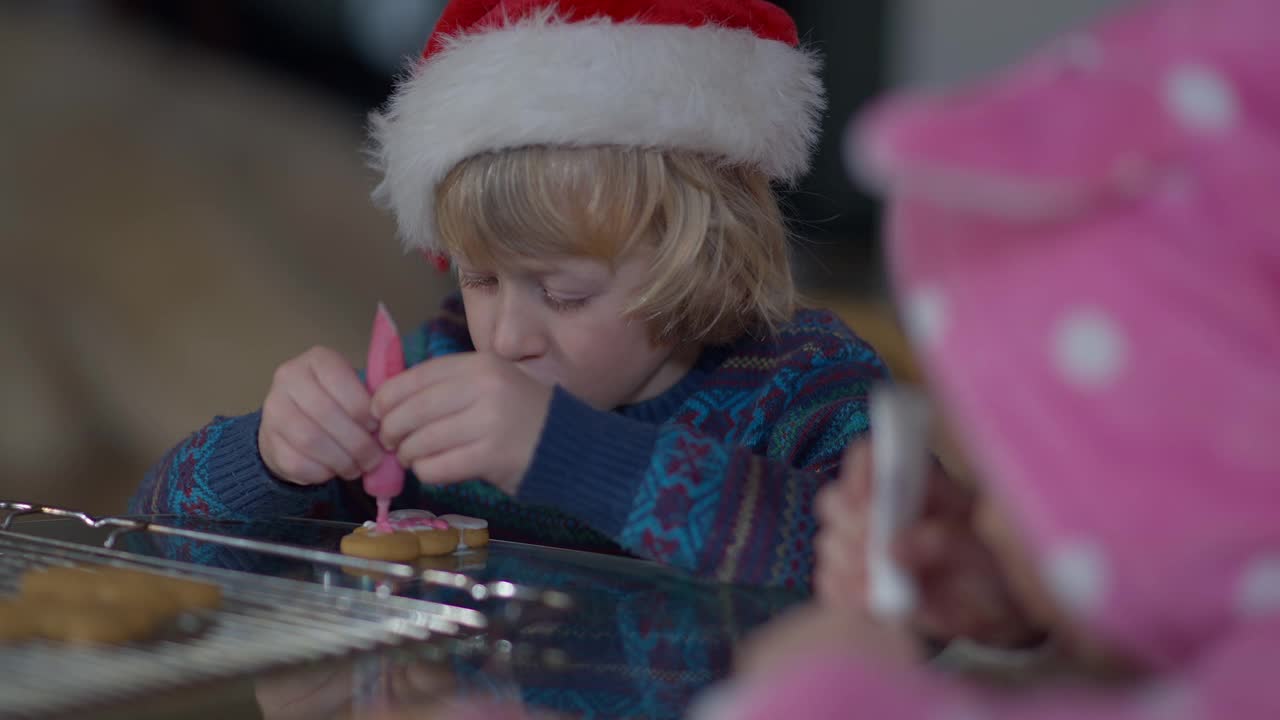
131 0 888 590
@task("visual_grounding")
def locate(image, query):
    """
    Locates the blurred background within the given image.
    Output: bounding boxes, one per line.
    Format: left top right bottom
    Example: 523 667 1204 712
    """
0 0 1125 514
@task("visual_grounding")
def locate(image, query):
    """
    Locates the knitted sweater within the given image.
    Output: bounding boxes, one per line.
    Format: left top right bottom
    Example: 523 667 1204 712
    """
130 294 887 589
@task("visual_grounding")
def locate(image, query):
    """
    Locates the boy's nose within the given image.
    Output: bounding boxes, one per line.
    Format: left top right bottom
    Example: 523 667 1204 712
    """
490 296 546 362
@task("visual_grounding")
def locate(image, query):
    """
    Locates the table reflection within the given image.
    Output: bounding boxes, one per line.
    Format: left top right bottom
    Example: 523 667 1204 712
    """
17 516 803 719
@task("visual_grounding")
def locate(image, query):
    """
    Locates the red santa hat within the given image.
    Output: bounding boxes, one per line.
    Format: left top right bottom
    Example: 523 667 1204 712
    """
370 0 824 253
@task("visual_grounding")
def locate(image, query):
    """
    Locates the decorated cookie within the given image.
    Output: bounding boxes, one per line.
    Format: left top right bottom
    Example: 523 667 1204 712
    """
382 511 460 556
385 509 437 523
412 528 460 556
438 514 490 550
340 526 422 562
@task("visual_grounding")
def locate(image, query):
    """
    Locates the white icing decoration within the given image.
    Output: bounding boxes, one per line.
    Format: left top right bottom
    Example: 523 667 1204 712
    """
387 509 437 521
438 514 488 530
359 520 390 537
438 514 487 549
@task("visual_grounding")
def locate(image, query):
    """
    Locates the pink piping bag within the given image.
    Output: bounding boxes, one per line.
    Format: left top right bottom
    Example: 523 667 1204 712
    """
365 303 406 532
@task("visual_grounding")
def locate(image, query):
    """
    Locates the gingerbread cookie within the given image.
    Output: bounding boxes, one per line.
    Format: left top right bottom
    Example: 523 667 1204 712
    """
438 514 490 549
7 565 224 646
340 526 422 562
152 573 223 611
413 528 460 556
0 600 39 644
22 566 222 615
21 565 98 596
37 601 163 645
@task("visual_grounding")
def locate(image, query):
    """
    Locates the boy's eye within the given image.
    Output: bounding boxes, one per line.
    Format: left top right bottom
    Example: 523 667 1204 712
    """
459 274 497 291
542 289 589 312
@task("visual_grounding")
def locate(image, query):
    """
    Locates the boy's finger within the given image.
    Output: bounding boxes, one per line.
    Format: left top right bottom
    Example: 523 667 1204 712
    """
371 353 479 419
289 379 383 474
265 432 337 485
395 406 487 469
277 397 361 480
378 384 473 451
410 441 489 487
306 350 377 432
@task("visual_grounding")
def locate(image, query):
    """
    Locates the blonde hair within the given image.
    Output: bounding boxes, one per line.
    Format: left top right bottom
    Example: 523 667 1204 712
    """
435 145 795 345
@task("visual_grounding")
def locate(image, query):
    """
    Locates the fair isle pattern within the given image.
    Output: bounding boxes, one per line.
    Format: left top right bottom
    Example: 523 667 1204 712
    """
141 421 235 520
131 295 886 589
618 321 882 587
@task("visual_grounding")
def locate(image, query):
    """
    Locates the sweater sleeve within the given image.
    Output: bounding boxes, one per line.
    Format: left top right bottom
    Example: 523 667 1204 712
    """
127 410 367 522
518 358 877 590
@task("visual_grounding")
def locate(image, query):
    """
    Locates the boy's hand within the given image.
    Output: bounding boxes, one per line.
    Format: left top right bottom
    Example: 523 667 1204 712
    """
371 353 553 495
816 439 1042 649
258 346 386 486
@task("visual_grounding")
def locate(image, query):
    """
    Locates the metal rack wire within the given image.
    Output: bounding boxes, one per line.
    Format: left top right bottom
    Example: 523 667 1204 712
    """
0 502 571 718
0 502 573 606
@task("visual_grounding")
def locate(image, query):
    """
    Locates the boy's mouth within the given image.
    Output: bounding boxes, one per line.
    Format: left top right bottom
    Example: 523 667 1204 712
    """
514 361 557 388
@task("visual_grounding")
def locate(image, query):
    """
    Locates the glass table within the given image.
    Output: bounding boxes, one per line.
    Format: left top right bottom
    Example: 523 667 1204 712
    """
5 515 805 720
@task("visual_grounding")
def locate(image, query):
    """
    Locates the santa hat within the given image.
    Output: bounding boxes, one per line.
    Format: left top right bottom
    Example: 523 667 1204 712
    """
370 0 824 253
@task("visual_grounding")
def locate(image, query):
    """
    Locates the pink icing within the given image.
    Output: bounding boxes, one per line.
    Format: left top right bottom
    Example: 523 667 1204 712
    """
363 303 406 527
374 497 393 534
385 517 451 531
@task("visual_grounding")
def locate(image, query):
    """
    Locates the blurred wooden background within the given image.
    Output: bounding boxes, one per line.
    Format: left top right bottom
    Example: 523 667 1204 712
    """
0 6 452 512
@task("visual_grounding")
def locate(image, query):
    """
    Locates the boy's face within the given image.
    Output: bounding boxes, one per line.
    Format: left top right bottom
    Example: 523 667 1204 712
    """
455 249 696 410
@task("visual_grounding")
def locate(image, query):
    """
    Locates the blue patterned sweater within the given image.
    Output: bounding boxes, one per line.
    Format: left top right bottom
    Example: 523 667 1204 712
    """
130 294 887 589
